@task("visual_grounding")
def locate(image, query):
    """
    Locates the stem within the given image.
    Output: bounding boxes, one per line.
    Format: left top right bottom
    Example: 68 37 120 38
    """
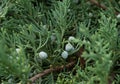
89 0 119 15
28 61 76 84
89 0 107 10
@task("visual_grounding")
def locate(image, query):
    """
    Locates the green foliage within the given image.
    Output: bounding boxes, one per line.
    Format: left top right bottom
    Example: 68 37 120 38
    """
56 13 119 84
0 39 30 83
0 0 120 83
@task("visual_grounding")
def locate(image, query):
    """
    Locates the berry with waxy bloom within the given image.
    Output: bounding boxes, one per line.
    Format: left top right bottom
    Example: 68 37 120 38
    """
39 51 48 59
68 36 75 42
65 43 74 52
51 33 56 42
117 14 120 19
16 48 21 53
61 51 68 59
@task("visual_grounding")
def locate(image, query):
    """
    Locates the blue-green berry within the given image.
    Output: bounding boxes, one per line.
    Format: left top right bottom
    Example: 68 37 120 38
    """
61 51 68 59
68 36 75 42
117 14 120 19
16 48 21 53
65 43 74 52
39 51 48 59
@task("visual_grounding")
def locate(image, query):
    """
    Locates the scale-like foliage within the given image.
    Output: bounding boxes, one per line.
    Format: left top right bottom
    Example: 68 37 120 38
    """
0 0 120 84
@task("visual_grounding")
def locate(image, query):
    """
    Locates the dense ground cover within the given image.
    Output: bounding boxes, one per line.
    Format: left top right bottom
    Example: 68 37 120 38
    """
0 0 120 84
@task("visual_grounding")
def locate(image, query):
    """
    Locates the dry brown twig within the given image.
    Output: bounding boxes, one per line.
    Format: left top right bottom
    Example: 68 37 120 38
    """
76 47 85 68
89 0 107 10
89 0 119 15
28 61 76 84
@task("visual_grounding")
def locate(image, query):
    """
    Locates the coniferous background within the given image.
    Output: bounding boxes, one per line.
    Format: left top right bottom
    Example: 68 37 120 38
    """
0 0 120 84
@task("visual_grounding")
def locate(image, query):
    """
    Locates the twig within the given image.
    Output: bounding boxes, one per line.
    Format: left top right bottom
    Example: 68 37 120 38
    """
89 0 120 15
76 47 85 68
28 61 76 84
89 0 107 10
